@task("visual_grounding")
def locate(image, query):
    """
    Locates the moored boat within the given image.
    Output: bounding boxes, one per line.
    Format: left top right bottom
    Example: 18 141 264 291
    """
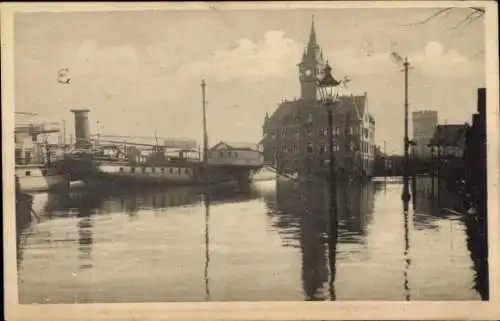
14 119 69 193
15 163 67 193
59 145 205 188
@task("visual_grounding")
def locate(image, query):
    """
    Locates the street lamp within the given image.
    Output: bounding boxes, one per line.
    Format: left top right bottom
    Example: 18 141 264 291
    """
317 61 345 301
317 61 343 211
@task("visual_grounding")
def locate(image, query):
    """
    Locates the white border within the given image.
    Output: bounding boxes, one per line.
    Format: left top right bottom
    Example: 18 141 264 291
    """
2 1 499 320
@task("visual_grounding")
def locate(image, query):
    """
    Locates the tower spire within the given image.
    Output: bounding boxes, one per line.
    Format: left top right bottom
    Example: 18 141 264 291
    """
307 15 318 53
308 15 317 49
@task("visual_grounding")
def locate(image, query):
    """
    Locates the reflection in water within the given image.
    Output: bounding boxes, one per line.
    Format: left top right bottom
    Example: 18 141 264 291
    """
403 186 411 301
263 178 378 300
77 195 94 270
327 179 338 301
203 188 211 301
298 178 328 301
17 177 485 302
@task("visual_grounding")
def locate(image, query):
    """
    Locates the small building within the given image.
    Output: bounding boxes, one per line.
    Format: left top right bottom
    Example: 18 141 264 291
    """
208 141 263 167
429 124 468 158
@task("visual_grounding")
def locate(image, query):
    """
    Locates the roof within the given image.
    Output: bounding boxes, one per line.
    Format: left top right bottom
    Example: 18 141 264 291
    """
266 95 368 126
429 124 468 147
268 100 301 124
210 141 259 151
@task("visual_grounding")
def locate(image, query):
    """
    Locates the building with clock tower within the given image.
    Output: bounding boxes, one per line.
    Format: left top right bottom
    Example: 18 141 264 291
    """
261 17 376 179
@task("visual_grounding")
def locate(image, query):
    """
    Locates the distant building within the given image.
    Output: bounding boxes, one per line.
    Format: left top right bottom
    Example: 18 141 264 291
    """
412 110 438 159
261 18 375 178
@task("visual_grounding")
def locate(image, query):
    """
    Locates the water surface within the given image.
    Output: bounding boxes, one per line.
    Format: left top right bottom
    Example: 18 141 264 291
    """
17 177 484 303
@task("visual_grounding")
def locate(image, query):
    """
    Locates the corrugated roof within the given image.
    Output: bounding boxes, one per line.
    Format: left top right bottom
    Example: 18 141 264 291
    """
429 124 468 147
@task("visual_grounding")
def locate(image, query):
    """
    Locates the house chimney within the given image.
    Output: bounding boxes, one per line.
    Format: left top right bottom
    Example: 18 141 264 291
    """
70 109 91 149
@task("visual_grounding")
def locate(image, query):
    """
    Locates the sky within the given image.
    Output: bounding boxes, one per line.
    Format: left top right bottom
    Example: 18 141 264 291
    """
13 6 485 154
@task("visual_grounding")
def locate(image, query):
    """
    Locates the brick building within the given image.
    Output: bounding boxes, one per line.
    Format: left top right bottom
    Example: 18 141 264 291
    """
261 18 375 178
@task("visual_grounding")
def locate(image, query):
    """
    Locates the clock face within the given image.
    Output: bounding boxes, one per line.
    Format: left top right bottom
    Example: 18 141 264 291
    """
305 69 312 76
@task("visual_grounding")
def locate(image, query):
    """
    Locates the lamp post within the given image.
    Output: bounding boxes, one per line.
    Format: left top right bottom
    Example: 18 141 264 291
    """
317 61 344 300
317 62 343 223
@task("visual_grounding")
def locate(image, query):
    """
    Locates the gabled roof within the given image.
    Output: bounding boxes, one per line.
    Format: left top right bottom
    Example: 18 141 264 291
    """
429 124 468 147
210 141 259 151
267 100 301 124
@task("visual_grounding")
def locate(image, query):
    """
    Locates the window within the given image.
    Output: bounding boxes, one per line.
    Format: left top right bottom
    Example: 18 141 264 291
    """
307 142 313 153
119 168 124 173
131 167 135 173
335 127 340 135
25 151 32 164
142 167 146 173
318 143 324 154
161 168 165 172
15 150 22 164
185 168 190 174
219 151 224 157
169 168 173 173
25 171 31 176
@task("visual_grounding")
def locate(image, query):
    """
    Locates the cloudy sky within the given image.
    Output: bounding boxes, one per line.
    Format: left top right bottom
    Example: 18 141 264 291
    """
14 6 485 153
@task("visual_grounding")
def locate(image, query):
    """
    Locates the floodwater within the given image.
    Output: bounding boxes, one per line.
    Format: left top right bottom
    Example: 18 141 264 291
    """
16 173 487 303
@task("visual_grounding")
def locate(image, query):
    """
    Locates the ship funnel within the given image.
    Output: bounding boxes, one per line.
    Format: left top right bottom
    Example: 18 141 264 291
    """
70 109 91 149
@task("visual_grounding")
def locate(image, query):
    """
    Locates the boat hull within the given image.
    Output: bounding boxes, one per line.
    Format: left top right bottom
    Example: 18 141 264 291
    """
59 156 205 188
58 156 254 190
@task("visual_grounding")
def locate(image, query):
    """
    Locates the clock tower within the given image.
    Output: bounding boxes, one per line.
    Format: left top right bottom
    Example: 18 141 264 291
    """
298 16 325 102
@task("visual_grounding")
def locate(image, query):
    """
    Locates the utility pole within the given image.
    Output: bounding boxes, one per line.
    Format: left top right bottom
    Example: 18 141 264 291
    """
402 57 411 203
383 140 387 181
201 80 209 179
62 119 66 146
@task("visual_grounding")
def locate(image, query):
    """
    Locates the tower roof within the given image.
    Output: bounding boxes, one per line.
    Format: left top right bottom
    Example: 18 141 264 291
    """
302 15 322 62
308 15 317 49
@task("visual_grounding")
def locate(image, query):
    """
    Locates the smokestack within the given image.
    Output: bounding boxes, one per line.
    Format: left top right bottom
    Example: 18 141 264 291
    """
70 109 91 149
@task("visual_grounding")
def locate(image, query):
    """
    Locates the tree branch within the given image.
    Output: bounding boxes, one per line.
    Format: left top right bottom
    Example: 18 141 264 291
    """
398 6 485 28
470 7 485 14
452 10 483 29
397 7 453 26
